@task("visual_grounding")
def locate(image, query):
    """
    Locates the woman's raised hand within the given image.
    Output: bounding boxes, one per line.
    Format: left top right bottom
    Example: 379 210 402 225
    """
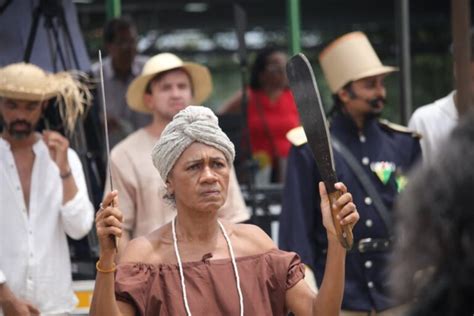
319 182 359 239
95 191 123 256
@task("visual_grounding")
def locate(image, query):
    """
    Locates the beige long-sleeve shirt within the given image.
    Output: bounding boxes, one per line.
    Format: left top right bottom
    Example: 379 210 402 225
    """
106 128 250 238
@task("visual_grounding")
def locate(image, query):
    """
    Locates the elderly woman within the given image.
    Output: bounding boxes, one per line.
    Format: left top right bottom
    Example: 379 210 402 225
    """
90 106 359 315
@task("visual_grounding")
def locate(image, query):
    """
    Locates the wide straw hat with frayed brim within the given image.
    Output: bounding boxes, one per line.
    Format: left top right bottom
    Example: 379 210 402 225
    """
0 62 92 133
126 53 213 113
319 32 398 93
0 63 57 101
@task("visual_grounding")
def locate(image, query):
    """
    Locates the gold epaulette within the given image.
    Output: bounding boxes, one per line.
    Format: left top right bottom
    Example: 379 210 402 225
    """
378 119 422 139
286 126 308 146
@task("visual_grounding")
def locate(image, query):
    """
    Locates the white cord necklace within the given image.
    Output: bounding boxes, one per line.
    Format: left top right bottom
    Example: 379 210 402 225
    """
172 216 244 316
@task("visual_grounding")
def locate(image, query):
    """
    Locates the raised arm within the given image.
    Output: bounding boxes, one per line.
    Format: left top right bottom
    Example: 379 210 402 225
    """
285 182 359 316
43 131 94 239
89 191 135 316
105 152 137 256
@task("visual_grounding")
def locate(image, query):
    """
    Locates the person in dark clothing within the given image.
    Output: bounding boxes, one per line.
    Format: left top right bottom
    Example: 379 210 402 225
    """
279 31 422 315
91 17 150 147
391 111 474 316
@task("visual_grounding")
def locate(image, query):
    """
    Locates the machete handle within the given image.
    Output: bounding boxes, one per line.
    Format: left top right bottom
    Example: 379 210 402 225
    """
107 199 119 251
328 190 354 250
110 236 119 250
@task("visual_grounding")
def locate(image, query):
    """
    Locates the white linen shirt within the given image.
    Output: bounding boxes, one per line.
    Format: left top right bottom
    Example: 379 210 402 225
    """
408 91 459 164
0 137 94 315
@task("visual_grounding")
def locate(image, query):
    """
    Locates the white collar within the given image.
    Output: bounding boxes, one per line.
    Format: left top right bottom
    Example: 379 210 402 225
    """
0 133 45 154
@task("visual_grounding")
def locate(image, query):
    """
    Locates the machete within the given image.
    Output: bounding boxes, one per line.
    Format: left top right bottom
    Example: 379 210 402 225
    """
286 53 354 250
98 50 118 250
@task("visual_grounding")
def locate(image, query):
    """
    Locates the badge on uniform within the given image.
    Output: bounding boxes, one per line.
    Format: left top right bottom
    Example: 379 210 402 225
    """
370 161 396 184
395 174 408 192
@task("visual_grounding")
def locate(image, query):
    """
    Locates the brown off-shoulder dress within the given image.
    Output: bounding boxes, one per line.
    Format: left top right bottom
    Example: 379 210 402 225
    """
115 248 305 315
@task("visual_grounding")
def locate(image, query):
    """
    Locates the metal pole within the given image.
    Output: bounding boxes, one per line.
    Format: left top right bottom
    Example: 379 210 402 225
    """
397 0 412 125
287 0 301 55
106 0 121 20
451 0 471 116
233 3 258 222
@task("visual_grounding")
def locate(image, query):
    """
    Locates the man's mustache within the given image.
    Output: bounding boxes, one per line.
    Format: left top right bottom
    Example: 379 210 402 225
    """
10 119 33 130
7 119 34 138
368 97 386 108
349 91 386 108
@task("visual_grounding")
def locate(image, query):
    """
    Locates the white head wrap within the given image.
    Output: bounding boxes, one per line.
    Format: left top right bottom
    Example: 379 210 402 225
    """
151 106 235 181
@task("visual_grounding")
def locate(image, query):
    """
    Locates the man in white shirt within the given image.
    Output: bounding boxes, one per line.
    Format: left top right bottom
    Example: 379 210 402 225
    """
0 63 94 315
408 91 458 164
106 53 250 254
409 32 474 164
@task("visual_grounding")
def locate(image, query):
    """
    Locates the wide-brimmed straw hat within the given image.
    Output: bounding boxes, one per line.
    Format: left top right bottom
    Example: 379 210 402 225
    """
0 63 57 101
0 62 92 133
319 32 397 93
126 53 213 113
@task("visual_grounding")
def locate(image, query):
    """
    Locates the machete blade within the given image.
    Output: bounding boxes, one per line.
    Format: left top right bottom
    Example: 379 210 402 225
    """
286 53 353 249
286 53 338 191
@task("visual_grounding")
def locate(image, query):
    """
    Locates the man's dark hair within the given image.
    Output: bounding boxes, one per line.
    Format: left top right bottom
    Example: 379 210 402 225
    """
328 82 354 117
249 47 282 90
103 17 136 44
390 111 474 315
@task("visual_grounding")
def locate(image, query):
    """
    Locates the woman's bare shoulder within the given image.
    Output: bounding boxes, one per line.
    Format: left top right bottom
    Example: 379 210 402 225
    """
231 223 277 256
119 225 172 264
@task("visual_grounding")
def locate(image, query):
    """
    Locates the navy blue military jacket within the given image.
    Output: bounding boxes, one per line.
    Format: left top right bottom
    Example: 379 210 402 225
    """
279 112 421 312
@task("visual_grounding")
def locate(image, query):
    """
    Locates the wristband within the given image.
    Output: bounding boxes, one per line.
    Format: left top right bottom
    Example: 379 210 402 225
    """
60 167 72 179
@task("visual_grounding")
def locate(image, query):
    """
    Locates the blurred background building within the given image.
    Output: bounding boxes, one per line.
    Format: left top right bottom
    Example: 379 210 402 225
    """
74 0 460 122
0 0 463 122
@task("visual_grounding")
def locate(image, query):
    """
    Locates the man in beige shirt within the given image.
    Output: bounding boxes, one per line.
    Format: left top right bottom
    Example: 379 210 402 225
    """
106 53 250 252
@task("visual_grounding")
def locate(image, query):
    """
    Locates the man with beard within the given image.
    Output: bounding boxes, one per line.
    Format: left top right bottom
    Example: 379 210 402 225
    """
106 53 249 255
279 32 421 315
0 63 94 315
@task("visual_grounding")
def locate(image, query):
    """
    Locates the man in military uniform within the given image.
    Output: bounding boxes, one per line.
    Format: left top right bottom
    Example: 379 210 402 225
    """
279 32 422 315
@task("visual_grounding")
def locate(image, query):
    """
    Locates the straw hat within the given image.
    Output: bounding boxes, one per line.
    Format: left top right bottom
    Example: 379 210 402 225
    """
0 63 57 101
126 53 213 113
0 62 92 133
319 32 397 93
